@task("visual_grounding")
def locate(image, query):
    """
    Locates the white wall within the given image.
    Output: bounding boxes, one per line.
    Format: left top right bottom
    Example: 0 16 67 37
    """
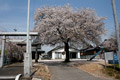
51 48 80 59
52 51 55 59
77 52 80 58
42 45 56 53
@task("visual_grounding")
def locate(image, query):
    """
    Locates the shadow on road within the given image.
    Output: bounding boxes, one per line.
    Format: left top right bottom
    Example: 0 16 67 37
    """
40 60 89 67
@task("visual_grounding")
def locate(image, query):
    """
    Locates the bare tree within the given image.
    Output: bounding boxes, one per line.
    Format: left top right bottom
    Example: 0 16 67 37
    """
34 5 106 62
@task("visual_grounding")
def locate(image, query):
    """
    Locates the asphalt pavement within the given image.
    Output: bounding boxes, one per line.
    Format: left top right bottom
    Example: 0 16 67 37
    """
0 60 114 80
43 61 113 80
0 62 23 80
0 63 23 76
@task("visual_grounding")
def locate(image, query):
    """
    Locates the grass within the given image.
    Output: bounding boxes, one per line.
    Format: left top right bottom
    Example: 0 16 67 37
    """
104 64 120 79
115 64 119 69
34 64 51 80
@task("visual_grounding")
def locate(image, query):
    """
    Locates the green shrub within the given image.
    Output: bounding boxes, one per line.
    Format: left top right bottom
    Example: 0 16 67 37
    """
115 75 120 79
107 72 114 76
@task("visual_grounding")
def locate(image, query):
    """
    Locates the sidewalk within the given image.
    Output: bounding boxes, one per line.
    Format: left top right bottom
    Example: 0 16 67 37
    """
0 62 43 80
0 63 23 76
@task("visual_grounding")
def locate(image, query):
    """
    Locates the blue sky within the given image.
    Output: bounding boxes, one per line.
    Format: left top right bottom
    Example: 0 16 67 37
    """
0 0 120 52
0 0 120 35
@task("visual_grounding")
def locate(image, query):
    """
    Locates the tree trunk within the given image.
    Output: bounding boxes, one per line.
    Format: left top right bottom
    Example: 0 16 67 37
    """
64 42 70 62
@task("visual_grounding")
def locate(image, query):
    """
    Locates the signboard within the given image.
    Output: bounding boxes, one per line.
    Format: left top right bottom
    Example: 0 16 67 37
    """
105 52 113 60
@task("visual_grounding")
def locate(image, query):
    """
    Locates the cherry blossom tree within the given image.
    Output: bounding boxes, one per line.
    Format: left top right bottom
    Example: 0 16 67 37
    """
34 5 106 62
5 42 24 62
103 34 117 51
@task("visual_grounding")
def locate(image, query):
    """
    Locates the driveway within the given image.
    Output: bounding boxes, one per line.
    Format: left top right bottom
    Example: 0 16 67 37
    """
42 61 112 80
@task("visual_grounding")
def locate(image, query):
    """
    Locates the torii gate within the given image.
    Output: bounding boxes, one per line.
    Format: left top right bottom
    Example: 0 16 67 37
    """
0 32 38 77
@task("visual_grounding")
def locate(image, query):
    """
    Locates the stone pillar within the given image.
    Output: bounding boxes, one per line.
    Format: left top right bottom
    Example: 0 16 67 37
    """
24 52 31 77
77 52 80 59
24 37 31 77
52 51 55 59
35 48 38 63
0 36 6 68
29 36 32 68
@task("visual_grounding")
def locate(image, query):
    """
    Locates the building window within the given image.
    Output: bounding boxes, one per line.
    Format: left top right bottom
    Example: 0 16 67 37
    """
70 52 77 59
55 52 62 59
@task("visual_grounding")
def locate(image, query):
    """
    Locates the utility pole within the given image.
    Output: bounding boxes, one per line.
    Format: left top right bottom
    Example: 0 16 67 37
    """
111 0 120 69
24 0 31 77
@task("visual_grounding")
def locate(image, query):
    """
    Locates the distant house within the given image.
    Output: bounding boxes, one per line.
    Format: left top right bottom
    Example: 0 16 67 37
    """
32 47 45 59
17 42 45 60
80 47 104 59
48 47 80 59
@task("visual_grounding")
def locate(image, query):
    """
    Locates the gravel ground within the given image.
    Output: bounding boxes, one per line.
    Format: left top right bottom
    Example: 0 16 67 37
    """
43 61 113 80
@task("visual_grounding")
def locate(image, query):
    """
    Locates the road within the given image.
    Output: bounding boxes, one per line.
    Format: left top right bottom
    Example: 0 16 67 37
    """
0 63 23 76
43 61 112 80
0 63 23 80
